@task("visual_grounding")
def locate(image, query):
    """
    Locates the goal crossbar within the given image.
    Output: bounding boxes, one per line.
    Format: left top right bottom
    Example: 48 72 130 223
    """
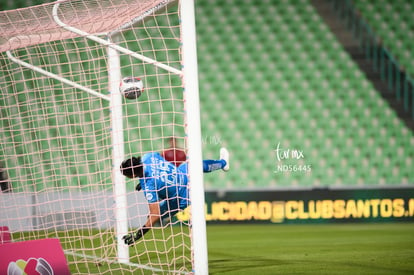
0 0 173 52
3 0 182 98
108 0 173 37
52 2 182 76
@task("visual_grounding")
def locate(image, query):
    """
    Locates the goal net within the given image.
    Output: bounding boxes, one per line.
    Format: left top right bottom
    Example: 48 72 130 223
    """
0 0 206 274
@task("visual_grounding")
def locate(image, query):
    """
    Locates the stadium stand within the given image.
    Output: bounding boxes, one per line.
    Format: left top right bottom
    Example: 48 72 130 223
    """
351 0 414 77
1 0 413 191
196 0 413 189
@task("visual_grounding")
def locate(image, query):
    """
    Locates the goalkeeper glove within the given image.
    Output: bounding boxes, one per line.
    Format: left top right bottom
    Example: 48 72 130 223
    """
122 227 150 246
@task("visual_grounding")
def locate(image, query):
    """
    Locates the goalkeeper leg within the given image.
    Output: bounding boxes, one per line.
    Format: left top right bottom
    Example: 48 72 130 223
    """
203 147 230 172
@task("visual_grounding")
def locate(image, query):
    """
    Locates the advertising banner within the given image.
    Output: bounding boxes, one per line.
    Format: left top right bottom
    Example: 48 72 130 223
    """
0 238 70 275
177 188 414 224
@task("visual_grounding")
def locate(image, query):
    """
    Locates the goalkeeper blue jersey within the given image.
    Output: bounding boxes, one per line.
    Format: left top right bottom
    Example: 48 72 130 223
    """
139 152 189 206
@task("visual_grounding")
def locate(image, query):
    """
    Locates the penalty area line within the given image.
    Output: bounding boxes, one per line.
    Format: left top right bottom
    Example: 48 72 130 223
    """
64 250 188 274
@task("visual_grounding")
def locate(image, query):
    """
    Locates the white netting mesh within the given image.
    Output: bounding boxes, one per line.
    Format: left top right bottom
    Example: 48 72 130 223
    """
0 0 168 51
0 0 192 274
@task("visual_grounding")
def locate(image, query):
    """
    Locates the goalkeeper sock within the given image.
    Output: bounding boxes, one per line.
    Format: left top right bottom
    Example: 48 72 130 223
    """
202 159 226 173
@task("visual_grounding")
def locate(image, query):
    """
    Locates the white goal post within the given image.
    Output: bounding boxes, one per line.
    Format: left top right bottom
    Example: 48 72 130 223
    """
0 0 208 274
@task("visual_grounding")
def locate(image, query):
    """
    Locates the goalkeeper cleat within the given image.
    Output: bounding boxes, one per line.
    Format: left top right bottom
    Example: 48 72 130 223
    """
220 147 230 172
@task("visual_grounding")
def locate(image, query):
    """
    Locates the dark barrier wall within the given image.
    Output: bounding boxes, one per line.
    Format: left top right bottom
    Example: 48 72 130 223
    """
177 188 414 224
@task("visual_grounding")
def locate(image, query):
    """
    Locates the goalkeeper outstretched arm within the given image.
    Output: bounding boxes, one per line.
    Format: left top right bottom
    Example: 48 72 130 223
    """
123 202 161 246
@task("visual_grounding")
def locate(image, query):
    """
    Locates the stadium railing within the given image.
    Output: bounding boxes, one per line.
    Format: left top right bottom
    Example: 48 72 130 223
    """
332 0 414 119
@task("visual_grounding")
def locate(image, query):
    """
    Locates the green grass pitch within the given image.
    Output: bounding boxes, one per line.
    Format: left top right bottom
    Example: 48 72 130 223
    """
207 223 414 274
19 223 413 274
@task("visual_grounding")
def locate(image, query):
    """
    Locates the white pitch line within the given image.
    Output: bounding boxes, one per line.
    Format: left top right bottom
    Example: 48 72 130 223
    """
64 250 187 274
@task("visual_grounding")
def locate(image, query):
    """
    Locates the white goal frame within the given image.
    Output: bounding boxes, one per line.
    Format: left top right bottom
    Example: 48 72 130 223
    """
3 0 208 273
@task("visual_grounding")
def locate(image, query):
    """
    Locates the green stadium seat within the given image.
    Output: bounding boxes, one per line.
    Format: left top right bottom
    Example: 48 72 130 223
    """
2 0 413 192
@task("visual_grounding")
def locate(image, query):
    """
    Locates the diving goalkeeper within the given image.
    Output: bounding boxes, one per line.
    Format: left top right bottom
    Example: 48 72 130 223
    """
120 147 230 246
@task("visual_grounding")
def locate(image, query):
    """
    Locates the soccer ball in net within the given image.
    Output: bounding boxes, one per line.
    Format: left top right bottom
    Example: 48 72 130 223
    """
120 76 144 99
